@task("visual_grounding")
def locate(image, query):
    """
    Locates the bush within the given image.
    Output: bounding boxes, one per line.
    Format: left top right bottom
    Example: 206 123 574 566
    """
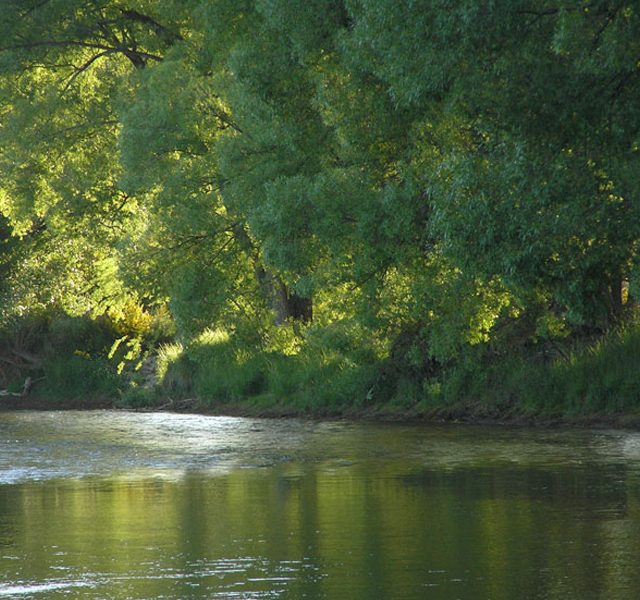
38 355 120 402
46 315 115 356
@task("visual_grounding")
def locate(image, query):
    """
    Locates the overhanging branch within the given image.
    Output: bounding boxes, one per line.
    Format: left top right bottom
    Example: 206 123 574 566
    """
1 39 163 64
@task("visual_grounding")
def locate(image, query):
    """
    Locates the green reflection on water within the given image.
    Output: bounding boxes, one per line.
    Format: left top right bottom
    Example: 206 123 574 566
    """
1 417 640 599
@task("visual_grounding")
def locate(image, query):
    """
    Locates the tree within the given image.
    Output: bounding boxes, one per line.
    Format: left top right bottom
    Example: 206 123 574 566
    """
1 0 638 395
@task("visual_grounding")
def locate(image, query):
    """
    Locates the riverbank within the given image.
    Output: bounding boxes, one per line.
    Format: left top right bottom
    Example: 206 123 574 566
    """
4 392 640 431
3 315 640 430
121 320 640 429
163 399 640 430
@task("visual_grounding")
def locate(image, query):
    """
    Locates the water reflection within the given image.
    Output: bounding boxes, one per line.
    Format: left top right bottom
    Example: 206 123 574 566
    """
0 411 640 598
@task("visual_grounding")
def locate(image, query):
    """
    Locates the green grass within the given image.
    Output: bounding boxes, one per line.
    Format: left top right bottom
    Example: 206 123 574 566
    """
149 329 378 414
421 324 640 419
21 312 640 422
142 323 640 420
37 355 120 404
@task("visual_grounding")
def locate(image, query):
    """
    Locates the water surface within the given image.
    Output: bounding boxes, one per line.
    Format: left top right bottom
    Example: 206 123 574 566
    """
1 410 640 599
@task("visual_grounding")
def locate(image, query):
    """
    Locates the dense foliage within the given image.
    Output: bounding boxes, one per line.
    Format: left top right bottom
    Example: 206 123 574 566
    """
0 1 639 415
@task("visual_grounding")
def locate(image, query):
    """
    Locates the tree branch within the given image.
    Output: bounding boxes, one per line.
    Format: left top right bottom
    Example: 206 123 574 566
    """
120 9 184 43
63 49 113 91
1 39 163 63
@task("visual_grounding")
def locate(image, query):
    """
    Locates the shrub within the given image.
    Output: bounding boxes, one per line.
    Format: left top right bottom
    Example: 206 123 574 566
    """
38 355 120 402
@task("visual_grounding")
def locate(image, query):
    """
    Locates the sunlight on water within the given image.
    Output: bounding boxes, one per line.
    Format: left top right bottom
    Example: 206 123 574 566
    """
0 580 93 596
1 410 640 599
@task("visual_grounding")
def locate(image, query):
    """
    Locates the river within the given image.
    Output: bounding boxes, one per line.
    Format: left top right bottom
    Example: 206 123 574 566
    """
1 410 639 599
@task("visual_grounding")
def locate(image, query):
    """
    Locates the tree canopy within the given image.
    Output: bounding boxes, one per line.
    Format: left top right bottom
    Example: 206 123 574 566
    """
1 0 638 397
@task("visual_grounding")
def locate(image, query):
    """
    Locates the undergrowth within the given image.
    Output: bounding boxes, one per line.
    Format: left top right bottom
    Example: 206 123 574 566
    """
147 320 640 420
4 309 640 421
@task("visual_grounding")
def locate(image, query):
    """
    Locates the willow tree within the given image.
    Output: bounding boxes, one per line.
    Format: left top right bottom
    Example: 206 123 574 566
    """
0 2 170 314
177 0 516 366
0 2 254 340
340 0 640 329
2 0 638 385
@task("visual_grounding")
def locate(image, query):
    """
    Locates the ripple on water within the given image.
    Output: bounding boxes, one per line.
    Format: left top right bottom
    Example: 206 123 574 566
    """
0 557 320 599
0 580 93 596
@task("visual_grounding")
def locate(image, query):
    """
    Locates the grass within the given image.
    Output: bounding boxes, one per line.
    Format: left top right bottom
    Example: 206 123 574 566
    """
36 355 120 405
8 311 640 424
421 324 640 420
124 321 640 423
149 327 379 415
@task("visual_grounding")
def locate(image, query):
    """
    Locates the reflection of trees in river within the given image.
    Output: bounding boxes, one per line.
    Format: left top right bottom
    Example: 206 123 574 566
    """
3 458 640 599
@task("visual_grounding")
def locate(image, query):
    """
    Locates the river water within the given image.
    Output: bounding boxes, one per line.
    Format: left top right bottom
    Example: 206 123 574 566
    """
0 411 639 599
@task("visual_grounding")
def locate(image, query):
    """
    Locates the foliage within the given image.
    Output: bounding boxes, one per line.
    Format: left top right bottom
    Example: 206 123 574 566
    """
0 1 639 415
427 318 640 418
38 356 120 403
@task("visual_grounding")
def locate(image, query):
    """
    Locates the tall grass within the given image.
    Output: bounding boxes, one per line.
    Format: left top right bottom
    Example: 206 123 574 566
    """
37 356 120 404
134 320 640 420
152 324 379 413
426 324 640 418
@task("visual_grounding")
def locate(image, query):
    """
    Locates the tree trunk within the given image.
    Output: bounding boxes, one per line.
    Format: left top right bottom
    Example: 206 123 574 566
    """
231 224 312 325
255 267 312 325
608 275 624 323
286 292 313 323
